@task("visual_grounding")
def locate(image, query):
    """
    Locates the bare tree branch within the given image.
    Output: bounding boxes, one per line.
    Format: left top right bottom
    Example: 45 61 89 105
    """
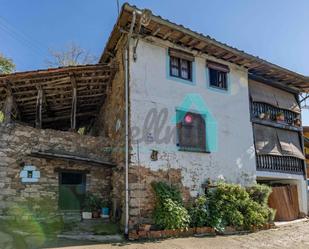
45 42 97 67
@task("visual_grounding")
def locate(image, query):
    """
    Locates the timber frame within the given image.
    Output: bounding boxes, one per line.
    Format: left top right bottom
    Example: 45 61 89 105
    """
100 3 309 92
0 64 117 130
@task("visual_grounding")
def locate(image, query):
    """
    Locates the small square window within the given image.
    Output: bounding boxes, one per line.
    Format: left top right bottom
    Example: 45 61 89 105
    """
209 68 228 90
169 56 192 81
27 171 33 178
177 111 206 152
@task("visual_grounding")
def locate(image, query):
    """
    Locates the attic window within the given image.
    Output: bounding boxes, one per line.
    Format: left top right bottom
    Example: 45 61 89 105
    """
207 60 229 91
169 49 194 81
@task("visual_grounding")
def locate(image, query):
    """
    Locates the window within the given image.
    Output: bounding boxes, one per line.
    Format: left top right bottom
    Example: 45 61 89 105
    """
27 170 33 178
207 60 229 90
169 49 194 81
177 111 206 152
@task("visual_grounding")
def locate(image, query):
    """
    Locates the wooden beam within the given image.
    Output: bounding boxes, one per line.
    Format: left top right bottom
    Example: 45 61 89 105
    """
35 86 43 128
152 26 161 36
5 79 21 119
42 112 96 123
70 73 77 130
31 150 116 167
163 30 173 40
3 95 13 124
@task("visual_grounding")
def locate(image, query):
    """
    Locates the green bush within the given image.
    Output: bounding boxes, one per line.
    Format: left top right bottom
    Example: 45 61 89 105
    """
151 181 182 204
188 195 208 227
6 196 64 236
2 196 64 248
246 184 272 205
152 181 190 230
206 183 275 230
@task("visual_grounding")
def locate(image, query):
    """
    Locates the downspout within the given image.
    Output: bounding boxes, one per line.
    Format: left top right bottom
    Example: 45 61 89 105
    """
124 10 136 235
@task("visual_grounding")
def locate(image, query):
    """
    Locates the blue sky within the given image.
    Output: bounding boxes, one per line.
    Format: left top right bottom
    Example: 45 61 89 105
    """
1 0 309 122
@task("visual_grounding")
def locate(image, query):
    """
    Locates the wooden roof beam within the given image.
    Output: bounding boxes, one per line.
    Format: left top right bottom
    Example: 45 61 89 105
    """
35 85 43 128
163 30 173 40
70 73 77 131
152 26 161 36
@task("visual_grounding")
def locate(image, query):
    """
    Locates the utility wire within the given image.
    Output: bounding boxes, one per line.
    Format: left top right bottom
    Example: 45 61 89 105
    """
0 16 48 58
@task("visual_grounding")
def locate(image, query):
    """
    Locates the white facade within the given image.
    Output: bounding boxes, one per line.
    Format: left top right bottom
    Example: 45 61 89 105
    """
129 38 256 197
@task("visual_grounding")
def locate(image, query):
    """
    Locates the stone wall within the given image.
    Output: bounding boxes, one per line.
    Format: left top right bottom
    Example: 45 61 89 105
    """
94 35 127 225
128 165 191 229
0 123 112 214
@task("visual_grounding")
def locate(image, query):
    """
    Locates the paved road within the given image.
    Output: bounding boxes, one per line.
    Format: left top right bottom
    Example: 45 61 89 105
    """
46 219 309 249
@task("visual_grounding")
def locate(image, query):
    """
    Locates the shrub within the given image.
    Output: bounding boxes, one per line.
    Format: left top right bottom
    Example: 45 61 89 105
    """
188 195 208 227
151 181 182 204
3 196 64 248
206 183 275 230
152 181 190 230
246 184 272 205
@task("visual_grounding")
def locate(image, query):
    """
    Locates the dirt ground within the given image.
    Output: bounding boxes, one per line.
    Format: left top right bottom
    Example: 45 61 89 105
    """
46 220 309 249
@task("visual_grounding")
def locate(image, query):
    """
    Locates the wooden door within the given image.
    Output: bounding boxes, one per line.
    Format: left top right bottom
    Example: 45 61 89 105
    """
59 172 86 210
268 185 299 221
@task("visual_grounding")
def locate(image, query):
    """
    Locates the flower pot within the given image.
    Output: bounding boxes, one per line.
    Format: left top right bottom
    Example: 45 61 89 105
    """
82 211 92 220
101 207 109 218
276 114 285 122
294 119 301 127
92 210 100 219
265 113 270 120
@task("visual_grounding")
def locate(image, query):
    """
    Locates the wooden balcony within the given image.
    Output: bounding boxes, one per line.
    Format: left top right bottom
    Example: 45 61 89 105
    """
251 102 301 131
256 155 304 175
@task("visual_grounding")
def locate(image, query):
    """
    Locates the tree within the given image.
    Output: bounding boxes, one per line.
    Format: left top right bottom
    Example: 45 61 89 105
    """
45 42 97 67
0 54 15 74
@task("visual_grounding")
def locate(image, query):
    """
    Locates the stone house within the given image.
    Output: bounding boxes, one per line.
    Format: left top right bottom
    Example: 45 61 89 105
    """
0 3 309 233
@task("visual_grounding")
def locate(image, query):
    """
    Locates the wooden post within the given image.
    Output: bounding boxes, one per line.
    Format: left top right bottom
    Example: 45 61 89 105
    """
4 80 14 124
4 95 13 124
35 86 43 128
70 73 77 131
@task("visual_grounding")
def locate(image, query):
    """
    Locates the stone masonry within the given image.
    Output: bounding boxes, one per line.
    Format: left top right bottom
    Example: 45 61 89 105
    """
0 122 113 214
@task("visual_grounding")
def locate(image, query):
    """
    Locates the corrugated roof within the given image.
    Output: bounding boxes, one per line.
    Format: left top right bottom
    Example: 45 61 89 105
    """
100 3 309 92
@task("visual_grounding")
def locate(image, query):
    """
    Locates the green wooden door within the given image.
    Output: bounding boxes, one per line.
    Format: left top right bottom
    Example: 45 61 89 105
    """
59 172 86 210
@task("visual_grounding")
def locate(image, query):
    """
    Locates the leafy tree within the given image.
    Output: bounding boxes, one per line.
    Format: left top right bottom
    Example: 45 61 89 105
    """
0 53 15 74
45 42 97 67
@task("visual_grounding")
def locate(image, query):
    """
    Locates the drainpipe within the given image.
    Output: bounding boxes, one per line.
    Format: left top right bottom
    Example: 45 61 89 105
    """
124 10 136 235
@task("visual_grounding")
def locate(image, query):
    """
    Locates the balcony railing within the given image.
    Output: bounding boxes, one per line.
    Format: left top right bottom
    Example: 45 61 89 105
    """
251 102 299 127
256 155 304 175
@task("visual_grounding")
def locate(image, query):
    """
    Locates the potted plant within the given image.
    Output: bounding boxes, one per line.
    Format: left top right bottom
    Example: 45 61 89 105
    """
264 111 271 120
100 200 111 218
82 193 93 220
294 118 301 127
276 112 285 122
258 112 265 119
83 192 101 219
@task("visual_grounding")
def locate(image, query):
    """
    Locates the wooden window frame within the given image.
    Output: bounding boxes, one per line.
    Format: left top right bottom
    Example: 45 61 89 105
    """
208 68 228 90
207 60 229 91
177 111 206 152
169 56 193 81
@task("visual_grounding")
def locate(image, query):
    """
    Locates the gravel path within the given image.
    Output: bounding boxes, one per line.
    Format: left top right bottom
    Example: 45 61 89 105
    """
46 219 309 249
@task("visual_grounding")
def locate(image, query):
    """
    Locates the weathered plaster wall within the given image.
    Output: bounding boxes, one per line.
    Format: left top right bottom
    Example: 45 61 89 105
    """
127 38 256 227
0 123 112 214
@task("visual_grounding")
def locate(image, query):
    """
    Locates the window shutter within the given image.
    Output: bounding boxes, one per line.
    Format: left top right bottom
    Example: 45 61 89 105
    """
206 60 230 73
169 48 194 62
177 111 206 151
